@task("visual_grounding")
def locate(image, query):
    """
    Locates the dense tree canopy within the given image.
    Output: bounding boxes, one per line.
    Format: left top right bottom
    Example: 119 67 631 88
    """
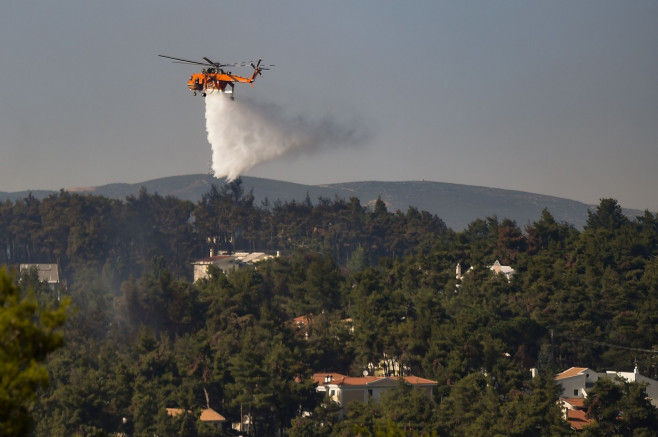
0 269 68 436
0 184 656 435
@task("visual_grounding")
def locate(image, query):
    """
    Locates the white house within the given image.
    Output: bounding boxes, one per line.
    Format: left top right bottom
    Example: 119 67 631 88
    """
192 251 274 282
455 261 514 281
313 373 437 406
555 367 600 399
19 263 60 288
489 260 515 281
604 365 658 407
192 254 237 282
555 365 658 406
554 365 658 429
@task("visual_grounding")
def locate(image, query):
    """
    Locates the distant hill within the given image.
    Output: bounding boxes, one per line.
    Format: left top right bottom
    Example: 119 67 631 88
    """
0 174 646 230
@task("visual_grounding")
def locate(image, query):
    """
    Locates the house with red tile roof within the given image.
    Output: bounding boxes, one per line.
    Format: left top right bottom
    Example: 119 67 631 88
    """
555 367 600 398
554 368 600 431
555 365 658 405
166 407 227 429
312 372 437 406
290 314 313 340
554 365 658 430
558 398 593 430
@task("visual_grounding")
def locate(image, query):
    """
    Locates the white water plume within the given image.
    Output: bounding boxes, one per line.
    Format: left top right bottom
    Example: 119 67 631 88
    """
204 93 367 180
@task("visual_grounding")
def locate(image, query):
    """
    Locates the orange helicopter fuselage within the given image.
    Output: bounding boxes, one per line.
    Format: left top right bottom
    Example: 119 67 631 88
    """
187 71 256 94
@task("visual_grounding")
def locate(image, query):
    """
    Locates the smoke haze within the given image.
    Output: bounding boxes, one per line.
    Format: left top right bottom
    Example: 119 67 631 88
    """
204 93 368 180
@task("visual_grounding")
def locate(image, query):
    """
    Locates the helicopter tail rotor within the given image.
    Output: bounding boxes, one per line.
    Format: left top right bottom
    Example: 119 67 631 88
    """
249 58 273 79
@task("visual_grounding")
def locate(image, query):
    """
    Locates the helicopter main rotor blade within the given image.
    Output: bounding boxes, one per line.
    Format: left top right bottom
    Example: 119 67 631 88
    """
203 57 243 68
159 54 210 66
160 54 271 72
171 61 209 66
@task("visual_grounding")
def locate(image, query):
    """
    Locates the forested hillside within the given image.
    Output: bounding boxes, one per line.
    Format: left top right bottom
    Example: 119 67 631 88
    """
3 179 658 436
3 174 640 230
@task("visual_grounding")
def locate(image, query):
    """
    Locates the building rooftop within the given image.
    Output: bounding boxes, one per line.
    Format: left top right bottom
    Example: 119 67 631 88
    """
167 408 226 423
19 263 60 284
555 367 589 380
561 398 586 408
566 408 591 430
312 372 437 387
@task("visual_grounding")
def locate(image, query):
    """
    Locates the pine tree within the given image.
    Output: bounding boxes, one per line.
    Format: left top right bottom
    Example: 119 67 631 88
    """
0 268 69 436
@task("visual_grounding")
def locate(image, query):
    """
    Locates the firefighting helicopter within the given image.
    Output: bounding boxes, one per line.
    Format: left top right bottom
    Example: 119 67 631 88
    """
159 54 273 98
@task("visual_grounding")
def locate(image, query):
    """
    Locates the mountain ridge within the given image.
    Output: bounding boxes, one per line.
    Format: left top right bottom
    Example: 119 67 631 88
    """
0 174 646 230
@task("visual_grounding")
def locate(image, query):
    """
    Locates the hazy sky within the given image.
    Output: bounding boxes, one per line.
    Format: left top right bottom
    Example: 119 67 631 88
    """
1 1 657 210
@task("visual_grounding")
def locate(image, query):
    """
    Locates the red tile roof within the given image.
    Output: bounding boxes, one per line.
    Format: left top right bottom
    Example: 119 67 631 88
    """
555 367 588 380
313 372 347 386
340 376 383 386
293 315 311 326
199 408 226 422
312 373 437 387
567 408 591 430
403 376 439 385
167 408 226 422
562 398 586 408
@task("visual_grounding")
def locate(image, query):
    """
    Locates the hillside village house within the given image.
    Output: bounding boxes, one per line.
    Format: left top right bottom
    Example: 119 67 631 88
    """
558 398 590 431
489 259 515 280
291 314 312 340
555 365 658 405
604 367 658 406
555 367 600 399
191 250 274 282
313 373 437 406
554 365 658 430
455 260 515 282
19 263 60 288
166 407 226 430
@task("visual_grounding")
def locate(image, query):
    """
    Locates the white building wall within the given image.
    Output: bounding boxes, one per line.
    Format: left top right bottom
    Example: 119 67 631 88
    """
605 369 658 407
557 369 599 398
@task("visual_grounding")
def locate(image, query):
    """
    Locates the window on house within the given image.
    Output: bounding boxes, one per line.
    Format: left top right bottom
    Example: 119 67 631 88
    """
330 390 335 396
574 389 578 396
368 389 373 397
